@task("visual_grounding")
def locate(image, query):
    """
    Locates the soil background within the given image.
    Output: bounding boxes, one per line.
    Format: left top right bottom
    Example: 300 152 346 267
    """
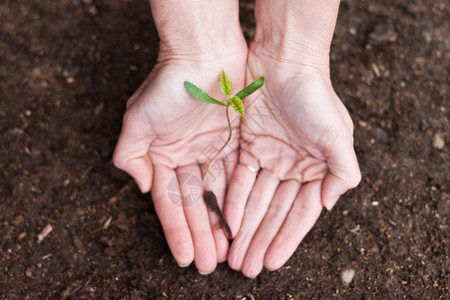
1 0 449 299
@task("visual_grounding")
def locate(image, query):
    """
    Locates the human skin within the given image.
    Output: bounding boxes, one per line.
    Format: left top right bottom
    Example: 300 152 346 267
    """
114 0 361 278
113 0 247 274
224 0 361 277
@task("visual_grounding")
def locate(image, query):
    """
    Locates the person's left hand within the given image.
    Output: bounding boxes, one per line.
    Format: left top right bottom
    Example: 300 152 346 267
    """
224 47 361 277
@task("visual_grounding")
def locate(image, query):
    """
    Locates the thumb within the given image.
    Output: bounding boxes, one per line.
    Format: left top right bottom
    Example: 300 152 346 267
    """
321 137 361 210
113 105 154 193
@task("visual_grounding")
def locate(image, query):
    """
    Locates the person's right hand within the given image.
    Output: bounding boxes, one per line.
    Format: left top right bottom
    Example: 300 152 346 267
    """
113 45 247 273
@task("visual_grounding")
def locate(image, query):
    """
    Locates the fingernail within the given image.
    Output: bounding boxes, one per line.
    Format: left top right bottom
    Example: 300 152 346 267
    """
325 195 340 211
178 263 190 268
198 270 214 275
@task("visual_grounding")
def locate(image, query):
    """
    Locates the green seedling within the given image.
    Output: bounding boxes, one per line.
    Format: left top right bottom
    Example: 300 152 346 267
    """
184 71 264 239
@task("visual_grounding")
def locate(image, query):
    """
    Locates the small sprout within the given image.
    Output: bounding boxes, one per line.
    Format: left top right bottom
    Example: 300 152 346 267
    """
184 70 264 239
184 81 225 106
220 70 233 95
184 70 263 116
228 95 245 119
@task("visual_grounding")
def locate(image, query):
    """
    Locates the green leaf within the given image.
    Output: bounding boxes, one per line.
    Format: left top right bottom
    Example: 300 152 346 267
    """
220 70 233 95
235 77 264 100
229 95 245 119
184 81 226 106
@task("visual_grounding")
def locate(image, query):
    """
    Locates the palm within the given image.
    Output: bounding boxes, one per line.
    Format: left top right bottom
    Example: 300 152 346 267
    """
225 49 360 277
114 54 247 273
124 62 243 169
242 74 333 184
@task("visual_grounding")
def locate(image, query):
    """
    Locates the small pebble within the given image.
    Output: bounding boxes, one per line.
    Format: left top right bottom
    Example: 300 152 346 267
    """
17 232 27 240
237 295 255 300
341 268 355 285
372 201 379 206
37 224 53 243
348 28 357 36
358 120 368 127
108 196 118 205
369 24 398 44
12 215 25 226
432 133 445 150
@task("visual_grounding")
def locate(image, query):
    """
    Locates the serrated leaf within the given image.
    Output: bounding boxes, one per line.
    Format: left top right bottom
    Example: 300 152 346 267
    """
184 81 226 106
229 95 245 119
220 70 233 95
235 77 264 100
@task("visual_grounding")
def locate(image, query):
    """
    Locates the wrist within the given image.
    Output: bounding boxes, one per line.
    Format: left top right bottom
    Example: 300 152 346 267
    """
249 39 330 77
150 0 246 62
252 0 340 71
158 33 247 63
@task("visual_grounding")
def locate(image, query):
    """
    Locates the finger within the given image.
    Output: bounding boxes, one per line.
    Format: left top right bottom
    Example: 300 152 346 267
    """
228 169 279 271
264 180 323 271
241 180 301 278
202 160 229 263
151 164 194 266
322 136 361 210
223 153 259 237
113 105 154 192
177 165 217 273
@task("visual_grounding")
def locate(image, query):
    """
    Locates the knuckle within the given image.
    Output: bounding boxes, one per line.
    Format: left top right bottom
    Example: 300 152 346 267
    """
233 170 248 186
292 202 321 222
267 203 288 219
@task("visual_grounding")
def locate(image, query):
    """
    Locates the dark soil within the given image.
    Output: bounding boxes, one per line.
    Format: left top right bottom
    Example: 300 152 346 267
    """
1 0 448 298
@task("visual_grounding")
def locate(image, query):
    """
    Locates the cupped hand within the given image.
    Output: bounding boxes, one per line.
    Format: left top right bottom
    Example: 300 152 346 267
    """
113 49 247 273
224 47 361 277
